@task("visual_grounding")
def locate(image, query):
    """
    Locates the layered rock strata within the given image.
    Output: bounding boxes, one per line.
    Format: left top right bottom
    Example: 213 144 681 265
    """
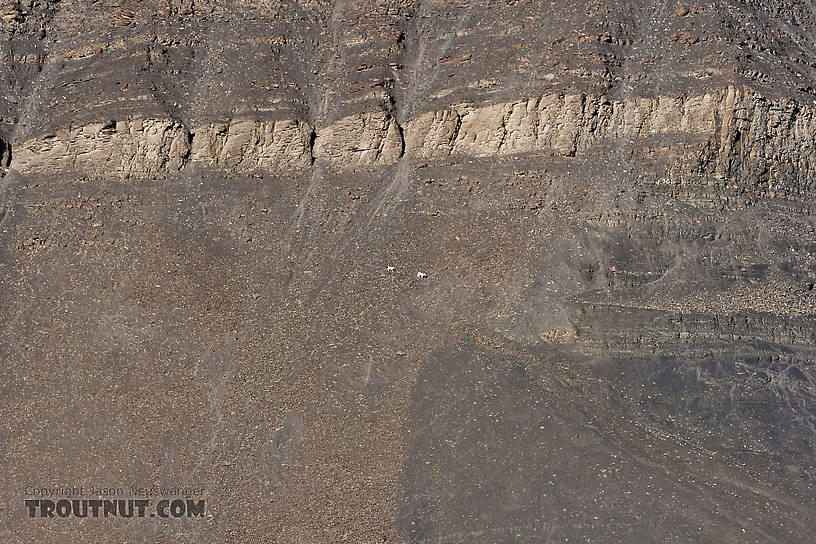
9 87 816 193
405 87 816 192
10 119 191 177
189 119 314 172
313 111 403 169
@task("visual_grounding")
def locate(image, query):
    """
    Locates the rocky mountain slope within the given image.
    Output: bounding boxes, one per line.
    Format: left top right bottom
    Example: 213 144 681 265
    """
2 1 816 542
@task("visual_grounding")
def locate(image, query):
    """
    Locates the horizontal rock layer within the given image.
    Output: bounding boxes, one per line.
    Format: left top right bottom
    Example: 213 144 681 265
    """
190 119 313 172
405 92 722 157
8 87 816 193
11 119 190 177
406 87 816 193
313 111 403 169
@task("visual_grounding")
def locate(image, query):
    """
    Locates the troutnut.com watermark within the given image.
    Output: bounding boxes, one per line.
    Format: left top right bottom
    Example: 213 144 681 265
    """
23 485 206 519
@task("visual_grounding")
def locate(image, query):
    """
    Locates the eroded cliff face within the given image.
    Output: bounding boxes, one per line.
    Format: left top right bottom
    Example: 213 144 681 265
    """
4 2 816 543
11 118 191 177
405 86 816 195
313 111 403 169
8 86 816 198
189 119 313 172
405 93 720 157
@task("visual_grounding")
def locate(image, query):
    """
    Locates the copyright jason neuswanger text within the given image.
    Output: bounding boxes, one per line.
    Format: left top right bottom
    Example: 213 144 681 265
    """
22 485 206 519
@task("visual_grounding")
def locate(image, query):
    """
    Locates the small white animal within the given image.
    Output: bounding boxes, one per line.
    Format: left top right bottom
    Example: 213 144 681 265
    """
416 271 427 279
387 266 395 272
